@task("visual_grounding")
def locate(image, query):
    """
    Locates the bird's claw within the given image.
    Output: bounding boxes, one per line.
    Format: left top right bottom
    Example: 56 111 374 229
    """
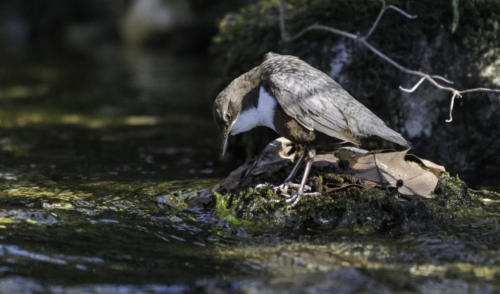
288 183 312 192
284 192 321 209
262 182 318 207
254 183 270 190
285 194 301 208
272 182 311 194
272 183 287 194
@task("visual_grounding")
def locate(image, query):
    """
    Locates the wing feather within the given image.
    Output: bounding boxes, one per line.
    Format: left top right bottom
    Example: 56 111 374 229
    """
261 54 409 147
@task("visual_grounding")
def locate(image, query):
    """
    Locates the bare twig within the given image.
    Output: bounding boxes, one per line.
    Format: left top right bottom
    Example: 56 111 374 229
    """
277 0 500 123
386 5 417 19
366 0 417 40
432 75 454 84
400 77 426 93
461 88 500 94
445 93 459 122
365 0 387 40
284 23 358 42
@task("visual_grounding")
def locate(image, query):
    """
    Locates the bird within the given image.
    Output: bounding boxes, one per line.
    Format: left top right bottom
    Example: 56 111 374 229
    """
213 52 410 208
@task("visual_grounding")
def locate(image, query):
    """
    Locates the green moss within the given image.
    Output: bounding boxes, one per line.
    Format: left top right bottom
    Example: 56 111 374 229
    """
214 190 283 234
214 192 253 227
213 172 500 244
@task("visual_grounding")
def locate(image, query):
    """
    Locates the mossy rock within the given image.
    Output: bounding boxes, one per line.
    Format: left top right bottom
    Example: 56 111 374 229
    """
211 172 497 237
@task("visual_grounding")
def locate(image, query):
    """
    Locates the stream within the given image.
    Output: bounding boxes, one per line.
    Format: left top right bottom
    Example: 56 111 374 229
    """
0 47 498 293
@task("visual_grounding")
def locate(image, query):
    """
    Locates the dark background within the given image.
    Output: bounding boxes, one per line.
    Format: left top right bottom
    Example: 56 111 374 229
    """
0 0 499 188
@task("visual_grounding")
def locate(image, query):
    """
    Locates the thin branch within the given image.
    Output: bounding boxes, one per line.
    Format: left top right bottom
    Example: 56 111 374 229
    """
276 0 500 123
365 0 386 39
445 93 460 122
366 1 417 40
431 75 454 84
400 77 426 93
460 88 500 94
285 24 358 42
386 5 417 19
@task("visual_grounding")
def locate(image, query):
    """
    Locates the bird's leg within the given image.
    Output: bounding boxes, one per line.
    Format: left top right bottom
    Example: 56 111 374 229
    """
285 148 320 209
273 149 311 195
283 149 306 183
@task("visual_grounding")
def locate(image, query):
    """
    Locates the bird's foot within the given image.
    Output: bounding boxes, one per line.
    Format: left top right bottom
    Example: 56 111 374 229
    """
267 182 294 204
282 191 321 209
268 183 318 208
272 182 311 195
254 183 271 190
262 182 318 207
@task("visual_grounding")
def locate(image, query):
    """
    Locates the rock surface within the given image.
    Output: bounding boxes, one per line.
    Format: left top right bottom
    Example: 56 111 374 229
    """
199 138 496 236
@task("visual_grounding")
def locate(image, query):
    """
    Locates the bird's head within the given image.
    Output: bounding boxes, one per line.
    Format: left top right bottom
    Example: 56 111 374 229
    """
213 65 262 158
213 89 240 158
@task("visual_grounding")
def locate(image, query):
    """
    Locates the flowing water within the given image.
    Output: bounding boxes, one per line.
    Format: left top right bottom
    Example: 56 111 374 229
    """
0 47 499 293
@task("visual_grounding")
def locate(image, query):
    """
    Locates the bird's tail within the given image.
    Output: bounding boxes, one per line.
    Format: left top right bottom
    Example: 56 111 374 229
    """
378 129 411 149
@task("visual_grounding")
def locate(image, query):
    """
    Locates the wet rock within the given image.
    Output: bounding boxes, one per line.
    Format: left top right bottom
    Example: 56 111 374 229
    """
203 138 497 236
156 189 198 211
0 210 59 225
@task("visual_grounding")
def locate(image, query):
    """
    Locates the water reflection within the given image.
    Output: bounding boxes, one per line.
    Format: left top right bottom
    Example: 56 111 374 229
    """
0 46 220 180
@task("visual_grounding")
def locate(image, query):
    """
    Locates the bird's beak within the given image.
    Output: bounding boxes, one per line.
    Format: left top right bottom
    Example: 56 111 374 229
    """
219 122 234 159
220 134 229 159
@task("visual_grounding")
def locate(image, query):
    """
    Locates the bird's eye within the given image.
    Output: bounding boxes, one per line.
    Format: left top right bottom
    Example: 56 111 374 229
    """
225 113 231 121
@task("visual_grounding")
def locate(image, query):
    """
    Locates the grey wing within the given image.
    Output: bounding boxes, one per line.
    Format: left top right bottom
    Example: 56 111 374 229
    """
264 69 361 144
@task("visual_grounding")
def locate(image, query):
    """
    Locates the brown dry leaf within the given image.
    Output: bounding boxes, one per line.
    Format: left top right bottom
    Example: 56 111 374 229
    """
406 154 446 174
313 153 338 168
350 150 439 198
218 138 296 190
250 138 338 175
216 138 443 199
250 137 295 175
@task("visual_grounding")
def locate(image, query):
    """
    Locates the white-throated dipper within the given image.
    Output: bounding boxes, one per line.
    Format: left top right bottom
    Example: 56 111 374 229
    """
214 52 410 208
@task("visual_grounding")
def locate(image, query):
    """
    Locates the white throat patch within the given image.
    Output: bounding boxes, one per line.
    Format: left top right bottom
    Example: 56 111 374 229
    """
230 86 277 135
